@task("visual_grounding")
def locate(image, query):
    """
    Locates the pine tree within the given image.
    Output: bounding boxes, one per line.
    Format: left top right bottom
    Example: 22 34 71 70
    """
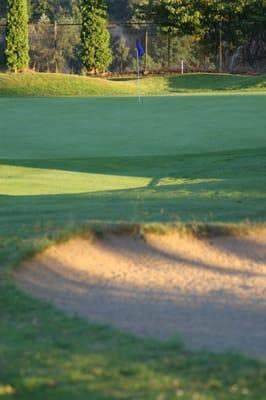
80 0 112 74
6 0 29 72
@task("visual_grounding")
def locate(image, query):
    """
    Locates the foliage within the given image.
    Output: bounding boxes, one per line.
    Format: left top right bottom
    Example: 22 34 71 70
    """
107 0 131 21
29 13 54 72
111 35 131 73
29 13 81 73
146 33 209 71
195 1 265 54
28 0 133 22
0 1 265 73
5 0 29 71
130 53 161 72
80 0 112 73
29 0 79 22
131 0 266 68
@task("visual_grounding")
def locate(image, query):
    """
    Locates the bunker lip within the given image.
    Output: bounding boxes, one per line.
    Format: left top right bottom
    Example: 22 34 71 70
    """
15 230 266 359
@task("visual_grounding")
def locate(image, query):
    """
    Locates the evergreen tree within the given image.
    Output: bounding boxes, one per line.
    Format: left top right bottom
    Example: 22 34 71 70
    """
80 0 112 73
6 0 29 71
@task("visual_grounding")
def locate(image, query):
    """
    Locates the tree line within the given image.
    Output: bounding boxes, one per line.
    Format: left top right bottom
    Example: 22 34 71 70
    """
4 0 112 73
135 1 265 53
2 0 266 73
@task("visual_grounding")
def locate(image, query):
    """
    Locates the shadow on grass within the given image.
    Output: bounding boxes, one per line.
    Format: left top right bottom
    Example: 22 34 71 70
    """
166 74 266 92
0 150 266 397
0 181 266 231
109 77 138 82
1 147 266 231
2 146 266 178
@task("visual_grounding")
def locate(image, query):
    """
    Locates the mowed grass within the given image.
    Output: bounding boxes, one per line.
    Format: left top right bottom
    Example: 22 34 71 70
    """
0 79 266 399
0 71 265 96
1 95 265 227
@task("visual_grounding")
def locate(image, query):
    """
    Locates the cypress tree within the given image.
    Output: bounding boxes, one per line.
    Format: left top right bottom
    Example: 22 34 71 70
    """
80 0 112 74
6 0 29 72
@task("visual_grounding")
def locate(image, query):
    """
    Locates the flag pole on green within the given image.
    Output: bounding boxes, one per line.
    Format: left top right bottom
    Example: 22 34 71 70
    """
136 40 144 103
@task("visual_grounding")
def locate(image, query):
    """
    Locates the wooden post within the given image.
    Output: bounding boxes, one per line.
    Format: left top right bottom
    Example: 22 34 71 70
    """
54 20 58 73
167 31 171 70
144 27 148 73
181 59 184 74
219 21 222 73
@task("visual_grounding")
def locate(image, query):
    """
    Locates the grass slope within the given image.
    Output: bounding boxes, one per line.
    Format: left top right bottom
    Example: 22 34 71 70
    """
0 72 265 96
0 88 266 399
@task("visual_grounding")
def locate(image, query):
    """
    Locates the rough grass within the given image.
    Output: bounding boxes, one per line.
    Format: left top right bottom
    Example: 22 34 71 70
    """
0 72 265 96
1 271 266 400
1 270 266 400
0 82 266 399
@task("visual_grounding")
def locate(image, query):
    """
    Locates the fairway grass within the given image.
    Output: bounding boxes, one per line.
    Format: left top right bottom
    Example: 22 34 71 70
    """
0 82 266 399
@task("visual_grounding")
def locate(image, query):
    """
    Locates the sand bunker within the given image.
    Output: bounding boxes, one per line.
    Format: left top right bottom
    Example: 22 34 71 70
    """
15 231 266 358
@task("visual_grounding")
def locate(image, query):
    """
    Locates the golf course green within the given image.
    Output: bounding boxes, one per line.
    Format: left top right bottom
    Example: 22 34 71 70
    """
0 74 266 399
1 94 266 229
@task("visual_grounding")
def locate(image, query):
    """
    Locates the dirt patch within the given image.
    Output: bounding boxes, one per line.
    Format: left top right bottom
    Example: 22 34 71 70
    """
15 231 266 358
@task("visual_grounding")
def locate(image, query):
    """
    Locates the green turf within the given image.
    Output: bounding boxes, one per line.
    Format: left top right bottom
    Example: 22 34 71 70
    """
1 96 265 159
1 95 265 226
1 84 266 399
0 72 265 96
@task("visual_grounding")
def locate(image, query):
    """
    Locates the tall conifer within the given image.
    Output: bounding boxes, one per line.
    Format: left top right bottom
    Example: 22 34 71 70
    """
6 0 29 72
80 0 112 74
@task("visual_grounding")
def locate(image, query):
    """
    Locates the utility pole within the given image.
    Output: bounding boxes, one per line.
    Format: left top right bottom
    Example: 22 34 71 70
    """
144 26 148 73
167 31 171 70
219 21 222 73
54 19 58 73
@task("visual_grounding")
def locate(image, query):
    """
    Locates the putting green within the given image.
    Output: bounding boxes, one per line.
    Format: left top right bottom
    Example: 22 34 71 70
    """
0 94 265 227
1 95 265 159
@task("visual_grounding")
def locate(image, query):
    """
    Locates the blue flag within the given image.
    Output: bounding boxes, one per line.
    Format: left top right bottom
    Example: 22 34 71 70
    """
136 39 145 58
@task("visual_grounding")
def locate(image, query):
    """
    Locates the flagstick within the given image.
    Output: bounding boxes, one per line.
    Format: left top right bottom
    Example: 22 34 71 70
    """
136 49 141 103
